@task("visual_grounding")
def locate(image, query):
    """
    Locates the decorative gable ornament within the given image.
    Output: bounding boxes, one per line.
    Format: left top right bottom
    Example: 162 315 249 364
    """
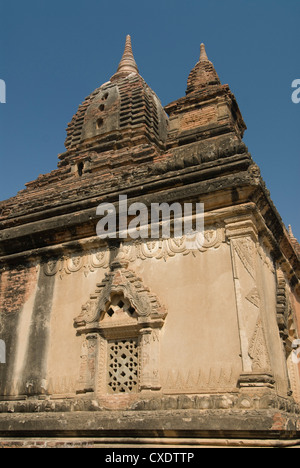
74 257 167 333
74 255 167 396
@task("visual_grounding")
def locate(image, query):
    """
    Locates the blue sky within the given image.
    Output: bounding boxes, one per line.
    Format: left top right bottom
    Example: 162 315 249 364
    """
0 0 299 239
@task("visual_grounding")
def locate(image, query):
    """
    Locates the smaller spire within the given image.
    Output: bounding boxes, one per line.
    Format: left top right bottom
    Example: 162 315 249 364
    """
186 42 221 94
288 224 296 239
199 43 209 62
111 35 139 82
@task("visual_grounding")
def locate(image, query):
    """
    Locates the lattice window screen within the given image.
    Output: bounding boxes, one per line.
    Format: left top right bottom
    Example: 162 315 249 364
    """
107 338 139 393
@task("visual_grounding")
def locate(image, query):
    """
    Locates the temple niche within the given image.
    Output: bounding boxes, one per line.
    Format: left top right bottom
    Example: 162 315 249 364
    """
0 36 299 448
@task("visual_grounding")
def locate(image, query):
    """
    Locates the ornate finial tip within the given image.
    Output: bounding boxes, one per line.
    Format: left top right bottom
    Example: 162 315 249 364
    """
199 43 209 62
111 34 139 81
288 225 295 238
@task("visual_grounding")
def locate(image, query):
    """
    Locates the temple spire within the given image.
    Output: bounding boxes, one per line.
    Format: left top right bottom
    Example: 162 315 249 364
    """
289 225 296 239
199 43 209 62
186 42 221 94
111 35 139 82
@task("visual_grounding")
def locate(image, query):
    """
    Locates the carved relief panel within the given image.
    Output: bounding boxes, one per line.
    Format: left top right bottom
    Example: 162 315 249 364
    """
276 269 300 401
74 260 167 398
42 225 225 279
225 216 274 388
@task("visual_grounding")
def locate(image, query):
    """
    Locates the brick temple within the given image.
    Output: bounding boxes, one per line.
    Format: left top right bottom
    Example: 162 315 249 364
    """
0 35 299 448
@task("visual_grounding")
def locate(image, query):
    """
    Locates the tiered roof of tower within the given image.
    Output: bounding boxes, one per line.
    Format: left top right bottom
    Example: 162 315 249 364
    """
0 36 299 277
165 42 246 148
63 34 167 159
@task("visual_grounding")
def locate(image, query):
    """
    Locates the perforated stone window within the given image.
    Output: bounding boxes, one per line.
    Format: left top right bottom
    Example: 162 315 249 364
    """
107 338 139 393
75 277 167 396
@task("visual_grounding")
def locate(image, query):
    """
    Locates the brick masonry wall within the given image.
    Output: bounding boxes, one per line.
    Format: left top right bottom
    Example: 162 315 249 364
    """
0 264 38 315
0 263 39 396
181 106 216 131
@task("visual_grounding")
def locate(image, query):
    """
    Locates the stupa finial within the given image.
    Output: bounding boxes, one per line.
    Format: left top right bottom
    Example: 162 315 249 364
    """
199 43 209 62
111 35 139 81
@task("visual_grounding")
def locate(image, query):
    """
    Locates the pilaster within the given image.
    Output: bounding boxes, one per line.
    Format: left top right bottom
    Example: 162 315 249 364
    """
225 215 275 390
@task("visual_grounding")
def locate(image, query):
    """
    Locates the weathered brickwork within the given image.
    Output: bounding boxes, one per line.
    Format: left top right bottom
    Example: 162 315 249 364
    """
0 265 37 315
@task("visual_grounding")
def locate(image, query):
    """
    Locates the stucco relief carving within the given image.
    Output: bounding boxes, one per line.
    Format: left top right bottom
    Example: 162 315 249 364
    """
287 353 300 404
43 225 225 278
74 260 167 395
231 237 256 279
275 269 297 350
43 250 110 278
276 269 300 401
162 364 239 394
257 244 275 274
226 219 259 374
225 217 277 391
74 264 167 328
245 287 260 308
77 333 98 394
248 318 271 373
135 225 224 261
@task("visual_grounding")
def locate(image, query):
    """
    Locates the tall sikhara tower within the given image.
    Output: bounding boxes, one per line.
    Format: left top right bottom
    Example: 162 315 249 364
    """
0 36 299 448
